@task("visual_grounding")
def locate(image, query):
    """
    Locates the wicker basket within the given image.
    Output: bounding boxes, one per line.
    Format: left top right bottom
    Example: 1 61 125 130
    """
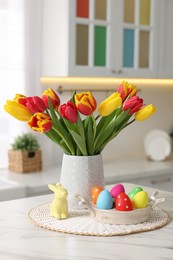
8 150 42 173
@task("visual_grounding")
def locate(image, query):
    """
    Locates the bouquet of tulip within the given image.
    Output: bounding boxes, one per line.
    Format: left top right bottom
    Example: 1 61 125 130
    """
4 81 156 156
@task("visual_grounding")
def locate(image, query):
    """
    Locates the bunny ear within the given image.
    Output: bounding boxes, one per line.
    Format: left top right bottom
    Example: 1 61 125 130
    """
55 182 62 187
48 184 56 192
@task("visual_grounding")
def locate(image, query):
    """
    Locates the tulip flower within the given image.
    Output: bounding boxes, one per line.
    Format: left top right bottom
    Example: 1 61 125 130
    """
123 96 143 114
4 100 32 121
75 92 97 116
135 104 156 121
59 101 78 123
117 81 137 101
42 88 60 111
25 96 46 114
14 94 27 106
98 92 122 117
28 112 52 133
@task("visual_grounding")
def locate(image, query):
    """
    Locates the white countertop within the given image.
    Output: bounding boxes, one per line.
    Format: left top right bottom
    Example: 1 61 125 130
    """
0 183 172 260
0 156 173 199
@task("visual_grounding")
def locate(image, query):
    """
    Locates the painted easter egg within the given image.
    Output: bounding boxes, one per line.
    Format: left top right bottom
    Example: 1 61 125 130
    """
96 190 113 210
128 186 143 200
92 186 103 204
131 191 148 209
110 184 125 199
116 192 133 211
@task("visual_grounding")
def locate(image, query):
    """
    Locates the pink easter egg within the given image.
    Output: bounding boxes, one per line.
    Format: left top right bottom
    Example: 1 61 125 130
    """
110 184 125 199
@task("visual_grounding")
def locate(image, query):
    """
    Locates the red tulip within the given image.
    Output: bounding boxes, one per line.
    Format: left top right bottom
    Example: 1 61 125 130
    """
123 96 143 114
28 112 52 133
42 88 60 111
59 101 78 123
75 92 97 116
117 81 137 101
25 96 46 114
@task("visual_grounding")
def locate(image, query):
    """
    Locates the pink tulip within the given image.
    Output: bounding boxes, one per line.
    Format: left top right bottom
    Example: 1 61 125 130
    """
123 96 143 114
26 96 46 114
59 101 78 123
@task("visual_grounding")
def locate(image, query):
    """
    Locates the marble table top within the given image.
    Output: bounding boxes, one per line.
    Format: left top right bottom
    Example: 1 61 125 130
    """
0 183 172 260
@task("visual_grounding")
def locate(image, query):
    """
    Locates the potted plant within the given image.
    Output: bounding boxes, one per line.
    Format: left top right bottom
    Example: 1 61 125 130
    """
8 133 42 173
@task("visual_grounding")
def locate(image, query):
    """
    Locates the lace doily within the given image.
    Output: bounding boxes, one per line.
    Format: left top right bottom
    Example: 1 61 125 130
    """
28 202 170 236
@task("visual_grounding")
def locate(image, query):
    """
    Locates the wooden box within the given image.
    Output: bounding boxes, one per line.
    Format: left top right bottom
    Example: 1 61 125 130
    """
8 150 42 173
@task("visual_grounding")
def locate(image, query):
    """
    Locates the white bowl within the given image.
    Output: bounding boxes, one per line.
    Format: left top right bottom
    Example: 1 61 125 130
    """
76 191 165 225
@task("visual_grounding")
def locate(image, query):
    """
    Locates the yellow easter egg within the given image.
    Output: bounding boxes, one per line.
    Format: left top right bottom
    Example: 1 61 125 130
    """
131 191 148 209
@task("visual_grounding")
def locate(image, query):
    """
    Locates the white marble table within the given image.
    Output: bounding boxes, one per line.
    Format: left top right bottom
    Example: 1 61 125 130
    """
0 183 172 260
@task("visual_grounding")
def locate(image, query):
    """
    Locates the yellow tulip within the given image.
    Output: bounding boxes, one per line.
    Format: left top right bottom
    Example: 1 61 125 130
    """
98 92 122 116
135 104 156 121
13 94 27 104
4 100 32 121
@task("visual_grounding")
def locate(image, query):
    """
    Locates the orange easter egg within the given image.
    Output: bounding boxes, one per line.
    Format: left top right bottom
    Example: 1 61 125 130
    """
92 186 103 204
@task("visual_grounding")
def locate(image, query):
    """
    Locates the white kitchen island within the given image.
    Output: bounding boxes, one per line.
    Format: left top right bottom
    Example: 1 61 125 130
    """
0 183 172 260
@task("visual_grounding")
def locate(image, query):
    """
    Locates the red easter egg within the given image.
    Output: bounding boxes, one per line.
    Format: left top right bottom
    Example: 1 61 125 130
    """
116 192 133 211
92 186 103 204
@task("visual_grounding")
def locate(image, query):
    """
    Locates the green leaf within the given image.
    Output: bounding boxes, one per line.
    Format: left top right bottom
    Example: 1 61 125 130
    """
76 112 85 138
95 109 119 146
48 98 75 155
96 115 134 154
84 116 94 155
94 110 132 153
95 118 116 152
62 115 88 155
70 91 76 103
45 130 71 154
69 130 88 155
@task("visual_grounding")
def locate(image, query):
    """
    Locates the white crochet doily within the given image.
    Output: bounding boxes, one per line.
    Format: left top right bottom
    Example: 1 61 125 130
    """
28 202 170 236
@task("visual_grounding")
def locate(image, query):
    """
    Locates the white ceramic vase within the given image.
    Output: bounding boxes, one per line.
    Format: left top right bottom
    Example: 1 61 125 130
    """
60 154 105 209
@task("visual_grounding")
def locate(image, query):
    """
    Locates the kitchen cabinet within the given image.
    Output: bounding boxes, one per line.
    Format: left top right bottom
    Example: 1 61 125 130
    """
41 0 161 78
157 0 173 78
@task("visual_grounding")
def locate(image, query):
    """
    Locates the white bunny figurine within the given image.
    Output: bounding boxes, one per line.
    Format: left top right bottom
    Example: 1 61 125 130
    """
48 183 68 220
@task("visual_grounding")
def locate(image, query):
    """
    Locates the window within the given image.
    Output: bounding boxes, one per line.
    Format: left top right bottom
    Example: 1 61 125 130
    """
0 0 42 167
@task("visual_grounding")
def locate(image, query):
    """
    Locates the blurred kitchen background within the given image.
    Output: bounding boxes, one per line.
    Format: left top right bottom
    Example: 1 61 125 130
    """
0 0 173 200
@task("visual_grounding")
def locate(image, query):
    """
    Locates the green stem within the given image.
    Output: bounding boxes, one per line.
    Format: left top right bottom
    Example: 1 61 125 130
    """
52 126 75 155
91 114 96 139
95 115 100 121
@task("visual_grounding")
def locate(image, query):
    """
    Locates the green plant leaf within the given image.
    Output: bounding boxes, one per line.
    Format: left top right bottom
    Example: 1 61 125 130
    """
95 118 116 152
95 109 119 146
11 133 40 151
96 114 134 153
61 114 88 155
45 130 71 154
69 130 88 155
48 98 75 155
76 112 85 138
84 116 94 155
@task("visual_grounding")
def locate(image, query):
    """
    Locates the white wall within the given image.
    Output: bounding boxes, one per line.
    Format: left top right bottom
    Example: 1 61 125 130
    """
40 80 173 168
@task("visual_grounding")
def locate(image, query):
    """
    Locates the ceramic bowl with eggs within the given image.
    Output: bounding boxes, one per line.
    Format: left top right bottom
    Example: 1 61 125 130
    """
76 184 165 225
